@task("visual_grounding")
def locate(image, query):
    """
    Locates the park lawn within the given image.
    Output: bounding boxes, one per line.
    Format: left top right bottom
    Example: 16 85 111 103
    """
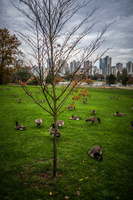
0 85 133 200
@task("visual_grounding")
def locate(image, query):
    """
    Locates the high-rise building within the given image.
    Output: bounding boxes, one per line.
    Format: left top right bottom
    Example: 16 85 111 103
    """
126 61 133 73
126 61 133 76
102 56 112 78
84 60 92 69
70 60 80 73
116 62 123 73
111 66 116 75
57 60 69 75
99 58 103 70
83 60 92 77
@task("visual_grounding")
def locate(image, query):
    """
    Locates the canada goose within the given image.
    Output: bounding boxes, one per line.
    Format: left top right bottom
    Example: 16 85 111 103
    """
15 121 26 130
68 105 75 110
115 111 125 117
39 100 44 103
86 117 101 124
92 109 96 114
12 95 18 97
57 120 64 127
83 99 87 103
88 146 102 161
109 96 113 99
50 124 60 138
70 115 81 120
35 119 42 127
16 99 22 103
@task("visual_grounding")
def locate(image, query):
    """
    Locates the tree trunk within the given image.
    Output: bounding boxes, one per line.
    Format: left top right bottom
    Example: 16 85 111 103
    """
53 135 57 177
53 111 57 177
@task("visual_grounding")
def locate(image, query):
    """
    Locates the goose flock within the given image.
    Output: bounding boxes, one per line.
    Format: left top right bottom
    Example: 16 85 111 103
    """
12 92 133 161
2 87 133 161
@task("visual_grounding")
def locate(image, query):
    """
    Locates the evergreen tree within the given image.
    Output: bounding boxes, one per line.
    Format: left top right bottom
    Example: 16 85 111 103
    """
122 68 129 86
106 74 116 84
116 70 121 82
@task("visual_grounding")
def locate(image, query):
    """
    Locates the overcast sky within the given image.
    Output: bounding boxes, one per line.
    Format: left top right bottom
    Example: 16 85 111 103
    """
0 0 133 67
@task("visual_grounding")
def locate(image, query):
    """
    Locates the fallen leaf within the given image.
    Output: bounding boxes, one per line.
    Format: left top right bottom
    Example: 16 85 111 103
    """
79 187 81 190
49 191 52 195
77 191 80 196
65 196 69 199
79 178 83 181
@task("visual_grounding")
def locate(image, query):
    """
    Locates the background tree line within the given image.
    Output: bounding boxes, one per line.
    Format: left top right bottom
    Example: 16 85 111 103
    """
106 68 133 85
0 28 132 86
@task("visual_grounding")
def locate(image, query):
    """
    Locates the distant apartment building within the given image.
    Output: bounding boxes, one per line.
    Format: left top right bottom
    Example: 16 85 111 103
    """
102 56 112 78
126 61 133 76
70 60 80 73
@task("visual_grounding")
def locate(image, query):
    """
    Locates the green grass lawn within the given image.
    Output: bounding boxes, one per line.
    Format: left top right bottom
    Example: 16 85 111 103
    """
0 85 133 200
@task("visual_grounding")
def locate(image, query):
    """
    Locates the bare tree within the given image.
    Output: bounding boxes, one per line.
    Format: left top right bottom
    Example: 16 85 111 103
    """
14 0 112 177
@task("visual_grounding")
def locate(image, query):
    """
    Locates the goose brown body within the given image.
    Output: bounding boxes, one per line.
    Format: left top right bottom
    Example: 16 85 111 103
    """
115 111 125 116
12 95 18 97
88 146 102 160
57 120 64 127
68 106 75 110
86 117 101 124
16 99 22 103
35 119 42 127
15 121 26 130
70 115 81 120
83 99 87 103
39 100 44 103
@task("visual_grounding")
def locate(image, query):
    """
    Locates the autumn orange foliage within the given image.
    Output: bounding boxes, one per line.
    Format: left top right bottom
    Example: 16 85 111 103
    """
54 76 62 84
85 78 93 85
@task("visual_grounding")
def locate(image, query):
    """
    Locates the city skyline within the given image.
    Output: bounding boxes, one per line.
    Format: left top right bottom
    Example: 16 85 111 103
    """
0 0 133 67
